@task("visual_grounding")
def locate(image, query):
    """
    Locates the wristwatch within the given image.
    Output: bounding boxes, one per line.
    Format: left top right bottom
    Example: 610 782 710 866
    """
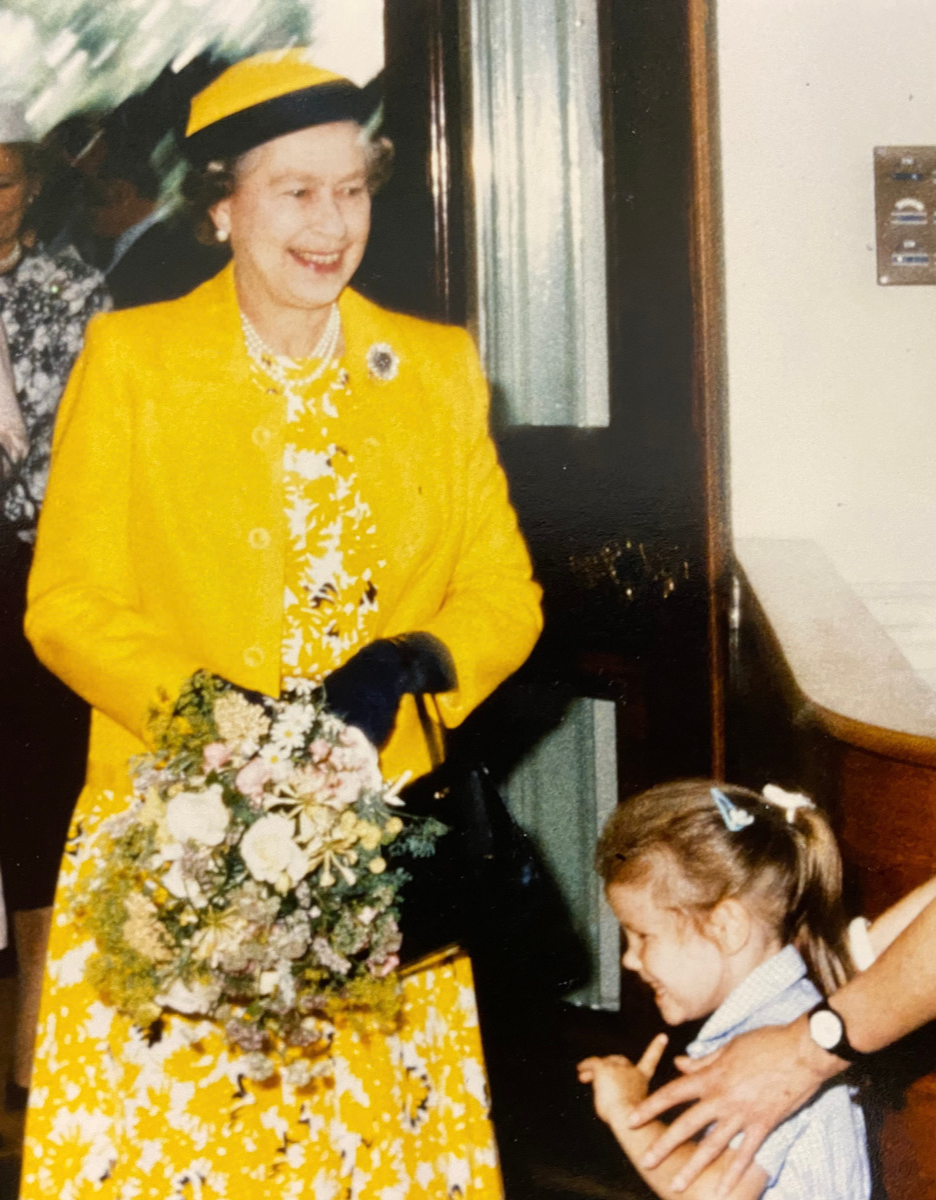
807 1001 866 1062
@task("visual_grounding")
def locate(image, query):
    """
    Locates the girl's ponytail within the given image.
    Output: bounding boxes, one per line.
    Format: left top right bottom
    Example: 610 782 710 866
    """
782 803 855 994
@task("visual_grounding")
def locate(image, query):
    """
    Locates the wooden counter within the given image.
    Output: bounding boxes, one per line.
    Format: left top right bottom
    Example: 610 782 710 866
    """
733 537 936 1198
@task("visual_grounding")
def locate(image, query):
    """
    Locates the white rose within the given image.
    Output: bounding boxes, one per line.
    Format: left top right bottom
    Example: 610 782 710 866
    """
240 814 308 888
161 860 207 908
166 784 230 847
156 977 221 1015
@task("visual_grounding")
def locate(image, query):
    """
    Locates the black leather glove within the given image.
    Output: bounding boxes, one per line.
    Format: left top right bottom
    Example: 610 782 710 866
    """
322 633 456 747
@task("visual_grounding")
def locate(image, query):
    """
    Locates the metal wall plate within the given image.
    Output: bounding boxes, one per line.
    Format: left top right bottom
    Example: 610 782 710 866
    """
875 146 936 285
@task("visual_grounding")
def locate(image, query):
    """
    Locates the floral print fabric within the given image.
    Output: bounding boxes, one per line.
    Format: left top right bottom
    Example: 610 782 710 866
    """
23 797 502 1199
22 345 504 1200
279 357 383 686
0 246 109 538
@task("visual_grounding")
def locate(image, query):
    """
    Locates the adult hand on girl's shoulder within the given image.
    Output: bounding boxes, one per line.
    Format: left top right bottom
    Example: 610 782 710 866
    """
627 1016 843 1196
577 1033 669 1124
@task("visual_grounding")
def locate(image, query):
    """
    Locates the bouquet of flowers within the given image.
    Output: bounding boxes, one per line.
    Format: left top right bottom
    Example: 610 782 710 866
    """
76 671 446 1081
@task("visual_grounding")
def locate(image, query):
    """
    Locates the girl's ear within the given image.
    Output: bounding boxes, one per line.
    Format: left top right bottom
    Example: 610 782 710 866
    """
705 897 752 957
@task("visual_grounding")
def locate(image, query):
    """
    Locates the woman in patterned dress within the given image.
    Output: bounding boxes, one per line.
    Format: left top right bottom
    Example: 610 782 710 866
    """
21 50 542 1199
0 101 109 1107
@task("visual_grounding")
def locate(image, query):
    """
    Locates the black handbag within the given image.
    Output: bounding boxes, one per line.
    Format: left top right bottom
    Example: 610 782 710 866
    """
391 698 588 998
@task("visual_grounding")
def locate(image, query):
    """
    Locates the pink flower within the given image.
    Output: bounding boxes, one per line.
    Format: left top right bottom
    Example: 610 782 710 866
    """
203 742 232 771
369 953 400 978
236 756 273 800
322 771 362 810
307 738 332 764
335 724 377 765
330 726 382 793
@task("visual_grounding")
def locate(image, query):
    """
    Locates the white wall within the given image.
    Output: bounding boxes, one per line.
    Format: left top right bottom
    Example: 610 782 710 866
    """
719 1 936 584
312 0 384 85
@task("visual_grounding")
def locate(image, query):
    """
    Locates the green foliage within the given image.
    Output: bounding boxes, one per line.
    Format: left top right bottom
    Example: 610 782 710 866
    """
146 669 224 759
391 816 449 859
74 829 165 1026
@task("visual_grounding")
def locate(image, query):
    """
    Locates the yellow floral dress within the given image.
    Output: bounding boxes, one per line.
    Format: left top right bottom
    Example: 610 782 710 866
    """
21 346 504 1200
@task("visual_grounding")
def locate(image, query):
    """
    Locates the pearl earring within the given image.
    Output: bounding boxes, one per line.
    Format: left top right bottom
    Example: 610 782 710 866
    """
215 227 229 243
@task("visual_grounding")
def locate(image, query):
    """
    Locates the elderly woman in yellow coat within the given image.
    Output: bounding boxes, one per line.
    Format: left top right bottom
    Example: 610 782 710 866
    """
20 51 541 1200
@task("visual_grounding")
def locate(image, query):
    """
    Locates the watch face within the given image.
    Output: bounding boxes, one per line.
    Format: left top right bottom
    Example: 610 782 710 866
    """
810 1008 844 1051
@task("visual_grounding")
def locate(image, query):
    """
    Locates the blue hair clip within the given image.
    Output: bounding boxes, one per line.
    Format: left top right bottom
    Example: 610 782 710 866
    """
711 787 755 833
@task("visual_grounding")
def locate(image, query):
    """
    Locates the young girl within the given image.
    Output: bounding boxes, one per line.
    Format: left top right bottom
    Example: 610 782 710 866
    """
577 780 871 1200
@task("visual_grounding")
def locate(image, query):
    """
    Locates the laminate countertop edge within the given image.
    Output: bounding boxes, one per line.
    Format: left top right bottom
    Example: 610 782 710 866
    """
735 537 936 766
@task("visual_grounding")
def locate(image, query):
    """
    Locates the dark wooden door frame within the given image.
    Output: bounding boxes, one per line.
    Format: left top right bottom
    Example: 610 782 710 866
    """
688 0 730 778
355 0 465 324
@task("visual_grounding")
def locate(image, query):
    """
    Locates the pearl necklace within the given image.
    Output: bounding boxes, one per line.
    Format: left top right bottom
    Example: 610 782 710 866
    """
241 304 341 390
0 242 23 275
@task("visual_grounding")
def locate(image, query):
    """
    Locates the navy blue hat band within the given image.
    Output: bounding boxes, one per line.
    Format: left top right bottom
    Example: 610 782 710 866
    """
184 76 382 165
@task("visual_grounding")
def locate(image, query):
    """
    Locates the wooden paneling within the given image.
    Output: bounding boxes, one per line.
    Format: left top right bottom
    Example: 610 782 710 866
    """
839 747 936 915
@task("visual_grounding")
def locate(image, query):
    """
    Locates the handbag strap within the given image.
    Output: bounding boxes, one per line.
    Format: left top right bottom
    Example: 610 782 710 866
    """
414 693 446 772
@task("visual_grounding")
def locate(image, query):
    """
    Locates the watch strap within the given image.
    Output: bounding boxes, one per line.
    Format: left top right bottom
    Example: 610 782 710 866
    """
808 1000 867 1063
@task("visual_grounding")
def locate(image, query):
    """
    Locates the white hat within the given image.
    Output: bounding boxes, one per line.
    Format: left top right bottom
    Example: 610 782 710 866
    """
0 101 34 144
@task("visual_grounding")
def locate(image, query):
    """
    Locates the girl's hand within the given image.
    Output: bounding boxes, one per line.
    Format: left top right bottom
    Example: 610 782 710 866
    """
578 1033 668 1124
627 1017 841 1195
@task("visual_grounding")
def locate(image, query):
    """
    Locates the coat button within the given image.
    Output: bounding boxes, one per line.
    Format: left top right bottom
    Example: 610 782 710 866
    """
243 645 265 668
252 425 272 448
248 527 271 550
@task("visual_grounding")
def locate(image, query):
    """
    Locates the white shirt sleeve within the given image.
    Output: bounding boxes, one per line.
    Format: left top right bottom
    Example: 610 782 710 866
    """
848 916 876 971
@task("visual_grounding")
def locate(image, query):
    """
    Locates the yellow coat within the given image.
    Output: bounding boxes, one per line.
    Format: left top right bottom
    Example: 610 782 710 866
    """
26 264 542 793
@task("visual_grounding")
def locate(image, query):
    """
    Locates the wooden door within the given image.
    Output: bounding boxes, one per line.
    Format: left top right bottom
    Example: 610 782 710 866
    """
358 0 723 791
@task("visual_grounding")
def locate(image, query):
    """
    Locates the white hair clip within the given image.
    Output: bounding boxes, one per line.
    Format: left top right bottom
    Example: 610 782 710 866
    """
711 787 755 833
761 783 815 823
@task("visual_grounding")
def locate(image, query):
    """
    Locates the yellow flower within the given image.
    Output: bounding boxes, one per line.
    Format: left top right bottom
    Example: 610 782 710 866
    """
356 821 382 852
213 691 271 747
139 788 164 826
121 892 174 963
139 788 170 842
337 810 358 837
368 857 387 875
296 804 338 853
384 816 403 837
191 908 250 966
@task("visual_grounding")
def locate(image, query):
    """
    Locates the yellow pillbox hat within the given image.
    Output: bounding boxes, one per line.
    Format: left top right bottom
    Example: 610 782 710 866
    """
185 48 381 165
